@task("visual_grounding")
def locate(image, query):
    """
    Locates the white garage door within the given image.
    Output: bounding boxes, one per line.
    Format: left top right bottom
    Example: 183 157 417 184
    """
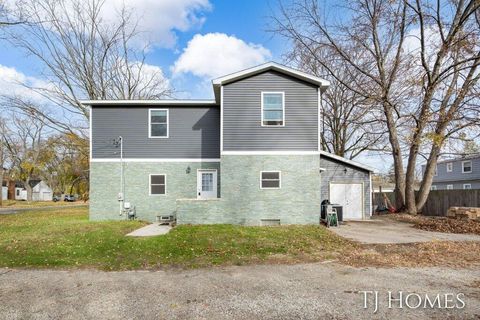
329 183 363 220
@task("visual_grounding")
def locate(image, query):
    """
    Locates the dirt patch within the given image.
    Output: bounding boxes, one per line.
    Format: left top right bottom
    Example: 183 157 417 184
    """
341 241 480 268
387 213 480 235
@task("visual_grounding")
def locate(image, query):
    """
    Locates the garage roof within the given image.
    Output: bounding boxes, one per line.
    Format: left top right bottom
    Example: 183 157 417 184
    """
320 151 376 172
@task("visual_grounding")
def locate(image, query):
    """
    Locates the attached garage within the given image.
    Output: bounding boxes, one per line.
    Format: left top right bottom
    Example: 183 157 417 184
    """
329 183 364 220
320 151 374 220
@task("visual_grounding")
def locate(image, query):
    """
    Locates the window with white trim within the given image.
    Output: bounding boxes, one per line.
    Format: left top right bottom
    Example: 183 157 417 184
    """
260 171 281 189
431 185 437 191
463 184 471 190
149 109 168 138
447 184 453 190
150 174 166 195
262 92 284 126
446 162 453 172
462 161 472 173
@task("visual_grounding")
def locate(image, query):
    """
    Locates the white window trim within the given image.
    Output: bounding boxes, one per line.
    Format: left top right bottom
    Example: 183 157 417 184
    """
260 171 282 189
446 162 453 172
261 91 285 127
148 109 169 138
431 185 437 190
446 184 453 190
463 184 472 190
149 173 167 196
462 160 472 173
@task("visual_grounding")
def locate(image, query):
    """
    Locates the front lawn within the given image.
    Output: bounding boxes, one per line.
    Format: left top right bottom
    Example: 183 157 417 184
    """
0 207 352 270
0 200 86 208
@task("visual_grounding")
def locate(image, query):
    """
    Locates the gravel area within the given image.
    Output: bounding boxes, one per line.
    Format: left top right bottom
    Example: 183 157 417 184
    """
1 263 479 319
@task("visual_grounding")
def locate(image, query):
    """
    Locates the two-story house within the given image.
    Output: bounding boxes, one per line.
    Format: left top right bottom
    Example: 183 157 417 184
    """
84 62 375 225
425 155 480 190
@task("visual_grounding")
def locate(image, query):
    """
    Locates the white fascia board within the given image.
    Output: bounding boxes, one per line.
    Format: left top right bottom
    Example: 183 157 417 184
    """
90 158 221 163
221 151 321 155
212 62 330 88
319 150 377 172
80 100 217 106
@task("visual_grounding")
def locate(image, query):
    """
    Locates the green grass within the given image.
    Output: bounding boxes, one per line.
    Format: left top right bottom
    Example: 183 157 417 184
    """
0 200 85 208
0 207 352 270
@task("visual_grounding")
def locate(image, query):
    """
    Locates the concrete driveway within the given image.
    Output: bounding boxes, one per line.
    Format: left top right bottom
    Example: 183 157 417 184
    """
1 263 479 320
330 218 480 244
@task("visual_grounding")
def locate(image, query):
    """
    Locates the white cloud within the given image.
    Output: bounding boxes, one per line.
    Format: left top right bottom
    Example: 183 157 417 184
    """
172 33 272 79
101 0 212 48
4 0 212 49
0 65 51 102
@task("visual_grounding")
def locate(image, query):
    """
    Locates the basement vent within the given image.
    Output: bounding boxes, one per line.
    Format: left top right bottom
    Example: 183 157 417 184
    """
261 219 281 226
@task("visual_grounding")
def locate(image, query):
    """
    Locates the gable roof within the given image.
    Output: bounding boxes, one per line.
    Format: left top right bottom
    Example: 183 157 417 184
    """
212 62 330 102
320 151 376 173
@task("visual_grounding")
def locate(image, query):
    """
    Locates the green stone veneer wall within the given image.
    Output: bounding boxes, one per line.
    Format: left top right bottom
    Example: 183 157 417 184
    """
90 155 321 225
176 154 321 225
89 161 220 221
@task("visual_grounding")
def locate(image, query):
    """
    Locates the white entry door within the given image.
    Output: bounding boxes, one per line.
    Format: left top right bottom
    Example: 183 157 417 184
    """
197 170 217 199
329 183 363 220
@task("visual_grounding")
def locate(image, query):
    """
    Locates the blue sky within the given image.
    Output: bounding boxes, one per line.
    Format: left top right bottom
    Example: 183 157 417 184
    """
0 0 285 100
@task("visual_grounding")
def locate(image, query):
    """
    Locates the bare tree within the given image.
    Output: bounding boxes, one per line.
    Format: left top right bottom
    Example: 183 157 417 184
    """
287 46 387 159
3 0 171 131
272 0 413 209
272 0 480 213
3 114 46 201
403 0 480 213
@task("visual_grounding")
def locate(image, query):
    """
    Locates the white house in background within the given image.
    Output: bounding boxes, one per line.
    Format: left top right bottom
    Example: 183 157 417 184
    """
3 180 53 201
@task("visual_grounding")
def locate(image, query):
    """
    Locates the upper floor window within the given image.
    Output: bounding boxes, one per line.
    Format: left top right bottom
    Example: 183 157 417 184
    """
463 184 471 190
431 185 437 191
462 160 472 173
261 92 284 126
446 162 453 172
149 109 169 138
447 184 453 190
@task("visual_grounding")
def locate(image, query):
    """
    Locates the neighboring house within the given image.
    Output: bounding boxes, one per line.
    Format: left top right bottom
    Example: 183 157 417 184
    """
3 180 53 201
84 62 375 225
423 154 480 190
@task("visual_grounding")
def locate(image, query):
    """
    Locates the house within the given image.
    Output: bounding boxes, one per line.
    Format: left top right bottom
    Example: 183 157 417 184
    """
83 62 375 225
424 154 480 190
2 180 53 201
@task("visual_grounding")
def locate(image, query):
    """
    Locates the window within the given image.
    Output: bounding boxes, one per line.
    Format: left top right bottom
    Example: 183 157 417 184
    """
261 92 284 126
260 171 281 189
431 185 437 191
463 184 472 190
150 174 166 195
462 161 472 173
447 184 453 190
149 109 168 138
16 189 20 196
446 162 453 172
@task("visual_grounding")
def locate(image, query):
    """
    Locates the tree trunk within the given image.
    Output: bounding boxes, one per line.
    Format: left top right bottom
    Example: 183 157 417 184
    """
25 179 32 201
383 101 405 210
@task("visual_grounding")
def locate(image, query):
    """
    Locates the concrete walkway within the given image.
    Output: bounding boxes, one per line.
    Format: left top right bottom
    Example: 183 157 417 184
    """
126 223 171 237
331 218 480 244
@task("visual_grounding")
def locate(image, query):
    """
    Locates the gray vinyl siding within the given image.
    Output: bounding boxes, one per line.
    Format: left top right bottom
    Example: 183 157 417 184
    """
320 156 371 216
431 180 480 190
423 157 480 183
222 70 319 151
91 106 220 159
